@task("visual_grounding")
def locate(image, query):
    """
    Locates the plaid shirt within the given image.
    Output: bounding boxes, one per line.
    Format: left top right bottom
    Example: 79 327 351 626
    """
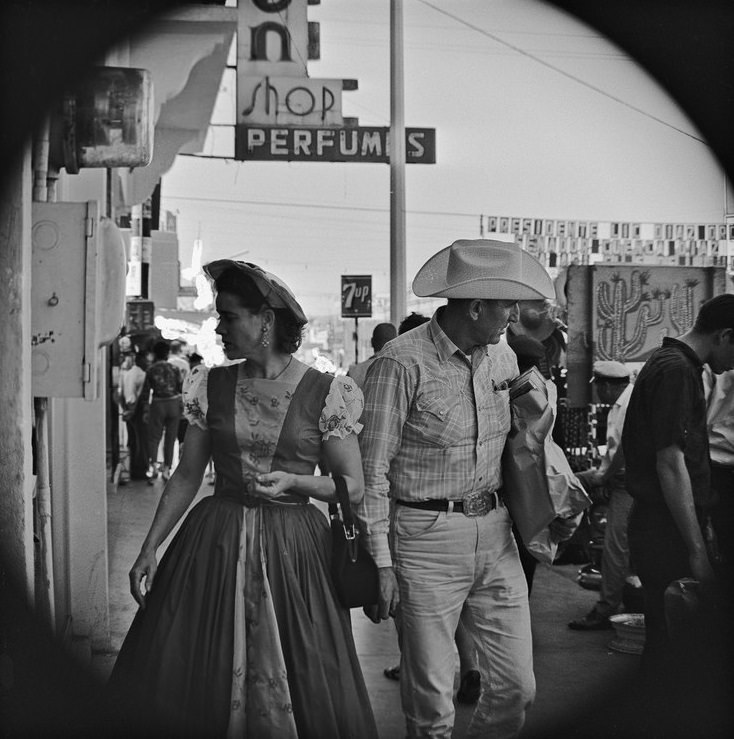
356 309 519 567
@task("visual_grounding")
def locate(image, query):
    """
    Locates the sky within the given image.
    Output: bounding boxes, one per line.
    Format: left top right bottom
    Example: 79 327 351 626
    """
160 0 729 320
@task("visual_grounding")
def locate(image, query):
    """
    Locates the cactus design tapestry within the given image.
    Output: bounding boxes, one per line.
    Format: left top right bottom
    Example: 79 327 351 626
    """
592 266 711 363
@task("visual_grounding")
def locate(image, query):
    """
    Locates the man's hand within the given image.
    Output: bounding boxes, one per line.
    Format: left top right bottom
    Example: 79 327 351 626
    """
363 566 399 623
576 469 603 490
689 549 716 597
576 469 608 501
549 514 580 543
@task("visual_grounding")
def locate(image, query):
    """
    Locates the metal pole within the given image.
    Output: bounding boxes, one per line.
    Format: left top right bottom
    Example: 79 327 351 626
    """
390 0 407 326
354 317 359 364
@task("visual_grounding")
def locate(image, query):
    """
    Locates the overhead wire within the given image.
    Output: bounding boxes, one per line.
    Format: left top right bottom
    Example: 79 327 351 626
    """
161 193 481 219
172 2 713 269
414 0 706 144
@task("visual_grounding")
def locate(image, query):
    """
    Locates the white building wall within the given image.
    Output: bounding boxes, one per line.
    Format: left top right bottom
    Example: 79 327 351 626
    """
48 171 111 652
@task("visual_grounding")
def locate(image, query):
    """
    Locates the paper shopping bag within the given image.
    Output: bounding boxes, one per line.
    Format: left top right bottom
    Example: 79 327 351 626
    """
502 368 591 564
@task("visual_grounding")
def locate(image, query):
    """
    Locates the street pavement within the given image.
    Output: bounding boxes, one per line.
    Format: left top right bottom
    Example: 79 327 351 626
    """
97 474 641 738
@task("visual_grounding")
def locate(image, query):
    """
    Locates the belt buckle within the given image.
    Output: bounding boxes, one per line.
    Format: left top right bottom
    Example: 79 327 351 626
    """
461 489 494 517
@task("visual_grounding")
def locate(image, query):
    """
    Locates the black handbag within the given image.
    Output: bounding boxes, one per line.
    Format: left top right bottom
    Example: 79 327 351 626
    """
328 475 380 609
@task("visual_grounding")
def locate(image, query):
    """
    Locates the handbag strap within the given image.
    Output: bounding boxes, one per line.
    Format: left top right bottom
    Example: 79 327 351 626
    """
328 475 357 541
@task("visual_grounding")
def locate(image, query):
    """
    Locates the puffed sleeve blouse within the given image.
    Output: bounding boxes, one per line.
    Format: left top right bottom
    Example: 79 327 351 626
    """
182 360 363 500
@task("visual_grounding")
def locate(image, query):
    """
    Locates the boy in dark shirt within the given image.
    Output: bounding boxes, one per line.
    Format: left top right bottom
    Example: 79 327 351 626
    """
622 293 734 731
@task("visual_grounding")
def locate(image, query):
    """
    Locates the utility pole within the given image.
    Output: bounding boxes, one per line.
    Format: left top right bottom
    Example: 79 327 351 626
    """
390 0 407 326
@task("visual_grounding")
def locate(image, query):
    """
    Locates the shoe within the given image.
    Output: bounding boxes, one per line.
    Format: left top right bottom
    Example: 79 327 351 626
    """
160 466 171 482
456 670 481 705
383 665 400 681
145 465 158 485
568 609 612 631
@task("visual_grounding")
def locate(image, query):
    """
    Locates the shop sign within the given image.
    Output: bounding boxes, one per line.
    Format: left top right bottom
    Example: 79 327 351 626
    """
236 126 436 163
239 76 346 127
237 0 349 127
341 275 372 318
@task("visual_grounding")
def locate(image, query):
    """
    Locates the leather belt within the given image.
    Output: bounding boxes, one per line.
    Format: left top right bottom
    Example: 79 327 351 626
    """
396 489 502 517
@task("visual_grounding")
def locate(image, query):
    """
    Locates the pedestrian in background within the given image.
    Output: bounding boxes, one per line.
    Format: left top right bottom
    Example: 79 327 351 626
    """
119 351 148 480
347 322 397 388
141 340 183 483
168 339 190 458
357 239 561 738
398 311 430 335
568 360 634 630
110 260 377 738
622 293 734 735
704 364 734 577
188 352 203 370
167 339 190 381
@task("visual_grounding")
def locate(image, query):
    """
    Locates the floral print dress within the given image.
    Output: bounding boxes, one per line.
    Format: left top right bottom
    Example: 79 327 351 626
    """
110 359 377 738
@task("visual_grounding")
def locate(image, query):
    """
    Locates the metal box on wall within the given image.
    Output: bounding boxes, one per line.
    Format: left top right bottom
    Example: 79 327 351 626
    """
31 202 127 399
59 67 154 174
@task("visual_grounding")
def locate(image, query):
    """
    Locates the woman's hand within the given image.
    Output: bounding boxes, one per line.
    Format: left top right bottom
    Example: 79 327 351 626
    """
250 471 297 499
129 549 158 608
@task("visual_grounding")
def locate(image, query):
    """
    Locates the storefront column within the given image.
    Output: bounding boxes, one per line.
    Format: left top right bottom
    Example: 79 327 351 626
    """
0 146 35 598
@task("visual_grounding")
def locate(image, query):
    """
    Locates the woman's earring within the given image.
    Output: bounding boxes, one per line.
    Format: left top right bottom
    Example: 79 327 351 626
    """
261 325 270 348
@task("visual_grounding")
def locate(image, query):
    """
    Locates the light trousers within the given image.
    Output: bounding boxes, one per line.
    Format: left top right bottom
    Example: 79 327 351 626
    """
392 503 535 739
596 487 634 617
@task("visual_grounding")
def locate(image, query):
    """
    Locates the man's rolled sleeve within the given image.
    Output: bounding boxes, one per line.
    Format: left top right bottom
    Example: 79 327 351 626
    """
355 356 411 568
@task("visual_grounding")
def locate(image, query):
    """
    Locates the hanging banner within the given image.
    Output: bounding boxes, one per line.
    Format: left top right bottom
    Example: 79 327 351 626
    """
482 214 733 270
236 126 436 163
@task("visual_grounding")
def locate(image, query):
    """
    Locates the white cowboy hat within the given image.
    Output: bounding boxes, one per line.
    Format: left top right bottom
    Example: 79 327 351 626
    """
412 239 554 301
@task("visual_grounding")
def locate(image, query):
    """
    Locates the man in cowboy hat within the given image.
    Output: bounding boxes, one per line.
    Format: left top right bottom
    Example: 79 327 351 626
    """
356 239 556 738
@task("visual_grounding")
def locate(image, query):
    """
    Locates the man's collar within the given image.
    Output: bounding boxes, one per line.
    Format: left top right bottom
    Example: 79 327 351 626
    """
430 307 488 364
662 336 704 370
429 308 460 362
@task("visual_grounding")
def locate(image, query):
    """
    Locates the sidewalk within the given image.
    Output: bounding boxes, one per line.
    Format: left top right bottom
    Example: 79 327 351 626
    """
98 477 640 738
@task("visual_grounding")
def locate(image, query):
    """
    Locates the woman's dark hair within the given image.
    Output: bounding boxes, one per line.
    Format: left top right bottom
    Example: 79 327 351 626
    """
214 267 303 354
152 340 170 361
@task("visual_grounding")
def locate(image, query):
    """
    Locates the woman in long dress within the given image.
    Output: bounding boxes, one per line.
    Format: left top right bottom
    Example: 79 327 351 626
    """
110 260 378 738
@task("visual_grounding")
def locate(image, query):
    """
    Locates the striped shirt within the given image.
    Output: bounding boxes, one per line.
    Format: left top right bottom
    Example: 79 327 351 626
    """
356 308 519 567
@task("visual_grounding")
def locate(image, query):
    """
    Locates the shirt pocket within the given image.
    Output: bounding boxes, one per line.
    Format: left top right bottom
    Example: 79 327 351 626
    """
484 386 511 438
408 389 457 448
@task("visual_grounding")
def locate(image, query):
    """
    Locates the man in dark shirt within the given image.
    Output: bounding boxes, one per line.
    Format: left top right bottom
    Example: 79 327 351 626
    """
622 293 734 728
